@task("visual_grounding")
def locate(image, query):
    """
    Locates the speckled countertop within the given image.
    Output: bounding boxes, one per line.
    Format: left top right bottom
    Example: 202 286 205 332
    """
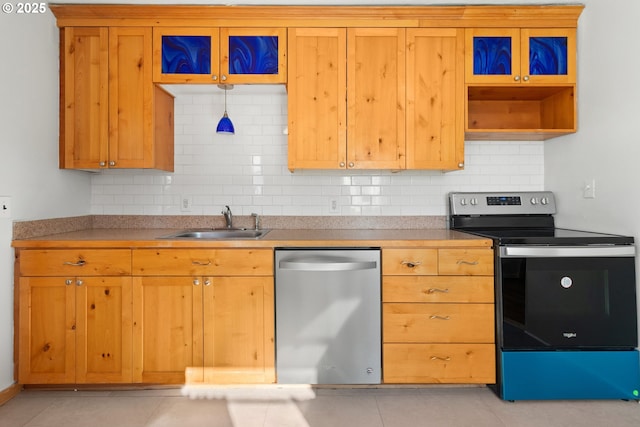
12 215 491 249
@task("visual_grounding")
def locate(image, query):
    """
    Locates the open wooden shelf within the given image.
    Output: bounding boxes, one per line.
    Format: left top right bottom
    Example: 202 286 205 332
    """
465 85 576 141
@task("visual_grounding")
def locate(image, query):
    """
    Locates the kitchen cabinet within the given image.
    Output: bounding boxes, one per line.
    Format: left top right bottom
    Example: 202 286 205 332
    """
347 28 406 170
382 247 495 384
153 27 286 84
464 28 577 141
17 249 132 384
131 248 274 384
406 28 464 170
287 28 346 170
465 28 576 85
289 27 464 171
60 27 174 171
288 28 405 170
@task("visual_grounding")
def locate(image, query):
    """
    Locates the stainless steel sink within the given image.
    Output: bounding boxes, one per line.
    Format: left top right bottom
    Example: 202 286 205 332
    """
159 228 269 240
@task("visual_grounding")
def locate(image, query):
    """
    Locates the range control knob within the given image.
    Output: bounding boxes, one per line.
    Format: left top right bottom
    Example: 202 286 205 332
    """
470 198 478 206
530 197 538 205
460 198 467 206
540 197 549 205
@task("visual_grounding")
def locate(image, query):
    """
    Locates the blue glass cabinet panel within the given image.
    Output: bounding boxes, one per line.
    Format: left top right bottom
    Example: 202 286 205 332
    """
161 35 211 75
228 36 279 75
529 36 568 75
473 36 512 75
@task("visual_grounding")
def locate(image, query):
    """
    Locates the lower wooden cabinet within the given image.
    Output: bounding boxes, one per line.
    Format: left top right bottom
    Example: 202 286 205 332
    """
17 248 133 384
131 248 275 384
382 247 495 384
18 276 133 384
132 275 275 384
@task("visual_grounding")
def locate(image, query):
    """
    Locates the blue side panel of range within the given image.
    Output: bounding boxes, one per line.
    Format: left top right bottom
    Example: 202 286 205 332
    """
500 350 640 401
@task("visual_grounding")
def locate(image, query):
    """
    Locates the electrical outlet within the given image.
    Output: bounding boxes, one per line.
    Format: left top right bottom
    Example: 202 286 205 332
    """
181 195 193 212
329 198 339 214
0 196 11 219
583 179 596 199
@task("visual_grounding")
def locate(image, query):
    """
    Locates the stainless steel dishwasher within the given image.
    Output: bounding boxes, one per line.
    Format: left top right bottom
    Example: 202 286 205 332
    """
275 248 381 384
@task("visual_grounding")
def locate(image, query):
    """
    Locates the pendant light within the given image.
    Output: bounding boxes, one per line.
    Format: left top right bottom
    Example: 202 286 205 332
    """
216 84 235 134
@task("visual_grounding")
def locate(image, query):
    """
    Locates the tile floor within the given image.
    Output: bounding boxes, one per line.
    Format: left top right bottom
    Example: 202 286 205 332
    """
1 385 639 427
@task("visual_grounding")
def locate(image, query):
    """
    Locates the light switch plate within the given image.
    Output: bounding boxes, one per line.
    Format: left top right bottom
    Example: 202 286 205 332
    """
0 196 11 219
583 179 596 199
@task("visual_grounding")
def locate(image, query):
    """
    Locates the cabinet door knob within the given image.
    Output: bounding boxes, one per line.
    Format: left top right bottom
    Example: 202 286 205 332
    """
348 162 355 168
204 279 211 286
514 75 521 82
65 279 73 286
458 162 464 168
339 162 346 168
523 75 530 82
221 75 227 81
193 279 200 286
76 279 83 286
109 161 116 167
212 75 218 81
99 161 106 167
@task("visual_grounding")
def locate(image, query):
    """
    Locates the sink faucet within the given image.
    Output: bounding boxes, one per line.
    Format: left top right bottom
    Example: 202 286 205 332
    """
222 205 233 228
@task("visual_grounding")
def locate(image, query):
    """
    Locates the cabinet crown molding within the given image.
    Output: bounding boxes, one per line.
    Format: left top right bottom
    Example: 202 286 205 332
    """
50 4 584 28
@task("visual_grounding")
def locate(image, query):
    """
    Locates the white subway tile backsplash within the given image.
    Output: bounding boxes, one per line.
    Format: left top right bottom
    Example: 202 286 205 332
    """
90 86 544 217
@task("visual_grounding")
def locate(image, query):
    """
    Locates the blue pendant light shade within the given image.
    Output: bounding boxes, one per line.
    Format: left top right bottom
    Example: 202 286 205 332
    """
216 84 235 134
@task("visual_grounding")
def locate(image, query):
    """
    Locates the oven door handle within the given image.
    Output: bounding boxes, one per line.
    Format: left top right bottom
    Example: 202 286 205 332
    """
500 245 636 258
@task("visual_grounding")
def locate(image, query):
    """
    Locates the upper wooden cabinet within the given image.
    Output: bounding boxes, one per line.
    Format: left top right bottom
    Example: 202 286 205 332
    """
152 27 287 84
406 28 464 170
289 27 407 171
287 28 346 170
60 27 174 171
464 27 577 141
465 28 576 85
289 27 463 171
347 28 406 170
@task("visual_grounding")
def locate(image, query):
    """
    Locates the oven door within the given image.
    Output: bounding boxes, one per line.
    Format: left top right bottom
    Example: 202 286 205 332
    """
498 245 637 350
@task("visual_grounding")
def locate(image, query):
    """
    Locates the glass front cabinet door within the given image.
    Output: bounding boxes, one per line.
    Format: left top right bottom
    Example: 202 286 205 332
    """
153 27 286 84
465 28 576 84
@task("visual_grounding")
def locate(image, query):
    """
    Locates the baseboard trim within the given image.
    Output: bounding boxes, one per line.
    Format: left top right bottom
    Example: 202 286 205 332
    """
0 383 22 405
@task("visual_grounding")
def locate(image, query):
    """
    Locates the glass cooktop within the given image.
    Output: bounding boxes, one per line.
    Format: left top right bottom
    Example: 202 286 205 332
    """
463 228 634 246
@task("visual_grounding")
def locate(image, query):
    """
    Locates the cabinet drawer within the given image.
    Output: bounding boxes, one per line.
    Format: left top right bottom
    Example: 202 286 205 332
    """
132 249 273 276
19 249 131 276
438 249 493 276
383 343 495 384
383 303 494 343
383 276 494 303
382 249 438 276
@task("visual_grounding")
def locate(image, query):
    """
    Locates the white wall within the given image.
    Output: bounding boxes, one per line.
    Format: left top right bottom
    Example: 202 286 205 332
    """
0 10 91 389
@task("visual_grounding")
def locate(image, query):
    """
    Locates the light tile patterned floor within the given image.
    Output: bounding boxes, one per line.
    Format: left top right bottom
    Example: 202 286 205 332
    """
1 386 639 427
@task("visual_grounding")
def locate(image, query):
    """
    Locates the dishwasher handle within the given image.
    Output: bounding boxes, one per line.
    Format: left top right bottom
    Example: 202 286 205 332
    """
278 256 378 272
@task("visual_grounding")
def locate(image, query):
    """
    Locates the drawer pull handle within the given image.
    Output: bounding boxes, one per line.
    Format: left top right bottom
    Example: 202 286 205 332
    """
63 260 86 267
429 315 450 320
192 260 212 266
430 356 451 361
457 260 478 266
427 288 449 294
401 260 422 268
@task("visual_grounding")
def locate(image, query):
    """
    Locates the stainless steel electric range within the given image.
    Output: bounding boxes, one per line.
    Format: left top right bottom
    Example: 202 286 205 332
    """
449 191 640 401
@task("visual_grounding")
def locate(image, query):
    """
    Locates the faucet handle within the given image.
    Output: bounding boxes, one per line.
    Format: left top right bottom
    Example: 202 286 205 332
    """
251 213 260 230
